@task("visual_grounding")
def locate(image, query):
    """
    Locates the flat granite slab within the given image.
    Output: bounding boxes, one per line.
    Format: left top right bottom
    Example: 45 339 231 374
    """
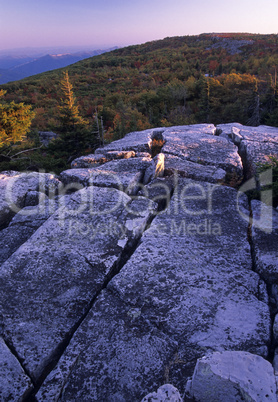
0 186 156 384
251 200 278 285
95 129 155 154
60 157 152 195
164 154 227 184
109 180 270 360
1 123 276 400
162 126 243 182
37 179 271 400
37 290 178 401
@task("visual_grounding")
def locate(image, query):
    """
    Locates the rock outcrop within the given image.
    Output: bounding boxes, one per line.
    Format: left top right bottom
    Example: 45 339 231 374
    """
0 123 277 401
186 351 277 401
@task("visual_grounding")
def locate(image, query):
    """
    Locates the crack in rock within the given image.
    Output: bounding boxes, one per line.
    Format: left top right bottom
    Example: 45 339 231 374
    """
0 123 277 401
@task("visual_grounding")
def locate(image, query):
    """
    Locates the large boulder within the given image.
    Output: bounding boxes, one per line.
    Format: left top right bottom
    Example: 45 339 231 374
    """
187 351 276 402
37 179 271 400
0 123 276 400
164 154 226 184
108 179 270 371
0 204 51 265
95 129 155 154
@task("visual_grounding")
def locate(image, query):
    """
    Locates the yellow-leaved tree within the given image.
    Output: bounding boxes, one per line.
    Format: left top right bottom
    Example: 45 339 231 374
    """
57 71 89 151
58 71 88 132
0 90 35 147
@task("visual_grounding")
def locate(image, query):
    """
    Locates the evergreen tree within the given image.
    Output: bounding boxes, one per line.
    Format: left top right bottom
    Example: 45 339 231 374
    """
58 71 89 151
58 71 88 132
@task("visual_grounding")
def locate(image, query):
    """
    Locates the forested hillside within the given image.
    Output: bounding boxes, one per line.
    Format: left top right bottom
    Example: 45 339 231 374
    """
1 33 278 171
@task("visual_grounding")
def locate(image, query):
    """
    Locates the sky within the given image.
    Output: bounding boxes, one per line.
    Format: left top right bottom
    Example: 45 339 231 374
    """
0 0 278 52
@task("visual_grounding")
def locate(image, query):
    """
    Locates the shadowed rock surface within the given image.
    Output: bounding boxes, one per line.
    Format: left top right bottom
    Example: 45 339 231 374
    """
0 123 277 401
251 200 278 285
0 171 60 229
0 337 33 401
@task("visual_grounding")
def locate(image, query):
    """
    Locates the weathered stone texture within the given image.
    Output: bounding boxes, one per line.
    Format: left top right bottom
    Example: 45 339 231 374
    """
0 205 51 265
95 128 154 153
141 384 182 402
187 351 277 402
71 150 136 168
164 154 226 184
108 179 270 369
251 200 278 285
37 290 177 402
60 157 152 195
38 178 271 400
217 123 278 179
0 171 60 229
0 186 156 382
0 123 277 400
0 337 33 401
162 125 243 182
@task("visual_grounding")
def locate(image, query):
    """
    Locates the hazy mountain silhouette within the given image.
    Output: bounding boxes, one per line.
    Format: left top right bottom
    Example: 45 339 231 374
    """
0 47 118 84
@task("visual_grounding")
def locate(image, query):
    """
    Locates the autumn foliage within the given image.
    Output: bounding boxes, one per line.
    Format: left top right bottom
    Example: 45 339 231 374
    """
1 33 278 171
0 90 35 146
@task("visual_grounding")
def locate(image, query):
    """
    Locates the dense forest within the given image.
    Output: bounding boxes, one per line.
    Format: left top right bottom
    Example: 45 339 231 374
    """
1 32 278 172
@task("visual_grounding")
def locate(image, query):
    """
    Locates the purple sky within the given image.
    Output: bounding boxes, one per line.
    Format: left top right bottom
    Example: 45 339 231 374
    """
1 0 277 51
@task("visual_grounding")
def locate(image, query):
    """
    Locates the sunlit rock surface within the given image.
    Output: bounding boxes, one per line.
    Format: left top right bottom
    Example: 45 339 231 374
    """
218 123 278 179
162 125 243 179
71 150 136 168
60 157 152 195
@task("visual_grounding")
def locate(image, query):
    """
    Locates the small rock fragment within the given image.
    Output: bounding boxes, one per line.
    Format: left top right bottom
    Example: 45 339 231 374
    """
141 384 182 402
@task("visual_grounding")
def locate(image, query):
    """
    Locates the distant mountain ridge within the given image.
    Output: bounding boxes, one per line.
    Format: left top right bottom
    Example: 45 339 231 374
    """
0 47 118 84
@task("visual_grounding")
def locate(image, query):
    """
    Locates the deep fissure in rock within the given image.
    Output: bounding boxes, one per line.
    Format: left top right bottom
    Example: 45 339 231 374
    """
27 182 175 400
2 337 35 389
247 199 274 364
231 129 275 364
233 131 275 364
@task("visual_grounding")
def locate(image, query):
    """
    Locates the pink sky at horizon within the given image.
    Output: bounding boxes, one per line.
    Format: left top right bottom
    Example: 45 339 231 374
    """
0 0 277 51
